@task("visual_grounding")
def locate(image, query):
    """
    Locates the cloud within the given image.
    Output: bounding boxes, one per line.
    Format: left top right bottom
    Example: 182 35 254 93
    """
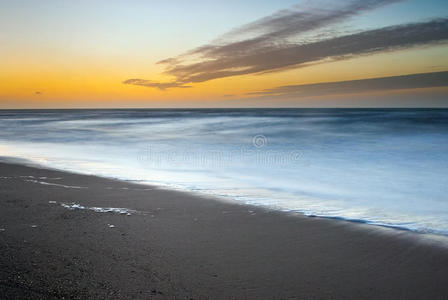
122 79 191 90
248 71 448 98
188 0 402 59
168 19 448 83
124 0 448 90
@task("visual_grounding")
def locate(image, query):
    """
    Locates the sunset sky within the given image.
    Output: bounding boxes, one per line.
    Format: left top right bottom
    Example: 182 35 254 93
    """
1 0 447 108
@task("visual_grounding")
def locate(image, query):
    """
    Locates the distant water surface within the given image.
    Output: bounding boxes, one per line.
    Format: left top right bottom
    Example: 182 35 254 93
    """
0 109 447 235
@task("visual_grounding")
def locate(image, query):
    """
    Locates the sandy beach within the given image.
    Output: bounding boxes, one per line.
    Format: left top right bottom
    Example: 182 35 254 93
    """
1 160 448 299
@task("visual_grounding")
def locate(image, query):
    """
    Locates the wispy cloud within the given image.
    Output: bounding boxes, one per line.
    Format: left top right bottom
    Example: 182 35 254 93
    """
188 0 403 59
122 79 191 90
124 0 448 90
248 71 448 98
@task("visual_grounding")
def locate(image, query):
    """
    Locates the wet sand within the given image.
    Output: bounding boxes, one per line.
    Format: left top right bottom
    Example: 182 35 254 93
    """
0 161 448 299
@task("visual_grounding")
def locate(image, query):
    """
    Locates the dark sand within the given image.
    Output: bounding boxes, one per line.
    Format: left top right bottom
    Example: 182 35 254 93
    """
1 161 448 299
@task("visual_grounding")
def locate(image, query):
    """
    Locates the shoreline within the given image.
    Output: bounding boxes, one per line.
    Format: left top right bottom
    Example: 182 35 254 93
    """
1 160 448 298
2 155 448 242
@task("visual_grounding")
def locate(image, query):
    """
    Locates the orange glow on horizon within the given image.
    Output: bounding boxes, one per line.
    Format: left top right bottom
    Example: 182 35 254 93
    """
1 43 448 108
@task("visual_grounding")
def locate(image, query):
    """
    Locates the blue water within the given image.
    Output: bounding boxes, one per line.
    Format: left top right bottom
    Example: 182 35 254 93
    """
0 109 447 235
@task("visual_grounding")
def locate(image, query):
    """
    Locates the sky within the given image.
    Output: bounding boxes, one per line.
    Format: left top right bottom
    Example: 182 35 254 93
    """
0 0 447 108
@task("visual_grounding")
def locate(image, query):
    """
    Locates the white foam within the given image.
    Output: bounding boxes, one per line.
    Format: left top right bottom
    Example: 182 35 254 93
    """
60 202 137 216
61 203 86 210
0 176 62 180
90 207 132 214
24 179 86 189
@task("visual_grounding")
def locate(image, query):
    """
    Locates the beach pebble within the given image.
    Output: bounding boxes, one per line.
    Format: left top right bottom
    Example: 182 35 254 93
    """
108 224 115 228
31 225 37 228
0 228 5 232
126 213 132 216
48 201 57 204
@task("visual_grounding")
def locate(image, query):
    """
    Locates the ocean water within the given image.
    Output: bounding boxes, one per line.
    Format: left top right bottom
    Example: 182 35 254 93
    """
0 109 447 235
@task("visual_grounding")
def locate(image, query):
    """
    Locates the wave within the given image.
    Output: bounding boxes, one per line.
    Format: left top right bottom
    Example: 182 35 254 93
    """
1 108 448 235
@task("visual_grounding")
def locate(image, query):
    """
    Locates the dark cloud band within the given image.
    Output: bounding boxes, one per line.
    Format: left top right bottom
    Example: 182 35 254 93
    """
248 71 448 98
123 1 448 90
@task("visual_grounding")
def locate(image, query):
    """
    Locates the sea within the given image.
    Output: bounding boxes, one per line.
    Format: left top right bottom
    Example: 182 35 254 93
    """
0 109 447 235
